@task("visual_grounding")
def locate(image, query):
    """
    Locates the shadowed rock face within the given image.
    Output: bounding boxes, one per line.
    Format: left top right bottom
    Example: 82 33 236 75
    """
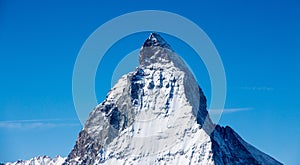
64 33 282 165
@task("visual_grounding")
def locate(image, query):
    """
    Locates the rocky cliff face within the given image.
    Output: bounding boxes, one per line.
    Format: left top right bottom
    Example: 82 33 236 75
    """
64 33 282 165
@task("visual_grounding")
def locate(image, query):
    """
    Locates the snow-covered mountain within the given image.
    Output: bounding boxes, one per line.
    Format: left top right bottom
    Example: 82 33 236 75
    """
5 156 65 165
5 33 282 165
63 33 282 165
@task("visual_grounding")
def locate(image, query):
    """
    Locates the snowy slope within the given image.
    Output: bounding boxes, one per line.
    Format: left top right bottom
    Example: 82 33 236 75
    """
63 33 282 165
5 156 65 165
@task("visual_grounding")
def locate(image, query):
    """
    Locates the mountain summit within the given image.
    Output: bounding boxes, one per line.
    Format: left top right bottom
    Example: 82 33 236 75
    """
142 32 172 50
64 33 282 165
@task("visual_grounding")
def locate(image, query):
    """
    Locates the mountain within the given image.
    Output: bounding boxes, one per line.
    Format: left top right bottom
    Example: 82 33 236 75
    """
64 33 282 165
5 156 65 165
5 33 281 165
63 32 282 165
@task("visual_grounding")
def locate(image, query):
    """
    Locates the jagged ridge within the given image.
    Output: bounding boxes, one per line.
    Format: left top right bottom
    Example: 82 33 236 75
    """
5 156 65 165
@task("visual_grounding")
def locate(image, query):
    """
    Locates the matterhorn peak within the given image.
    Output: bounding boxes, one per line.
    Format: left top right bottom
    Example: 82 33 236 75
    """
139 33 175 66
63 32 282 165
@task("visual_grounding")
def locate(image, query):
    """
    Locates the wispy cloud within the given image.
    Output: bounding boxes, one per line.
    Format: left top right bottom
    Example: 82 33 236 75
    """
240 86 274 91
209 107 253 114
0 118 80 129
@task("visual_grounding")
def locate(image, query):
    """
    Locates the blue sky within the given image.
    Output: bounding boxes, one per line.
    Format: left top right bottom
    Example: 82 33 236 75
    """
1 0 300 164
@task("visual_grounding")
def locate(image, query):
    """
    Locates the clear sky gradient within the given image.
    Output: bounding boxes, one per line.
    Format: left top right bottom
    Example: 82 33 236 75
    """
1 0 299 164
